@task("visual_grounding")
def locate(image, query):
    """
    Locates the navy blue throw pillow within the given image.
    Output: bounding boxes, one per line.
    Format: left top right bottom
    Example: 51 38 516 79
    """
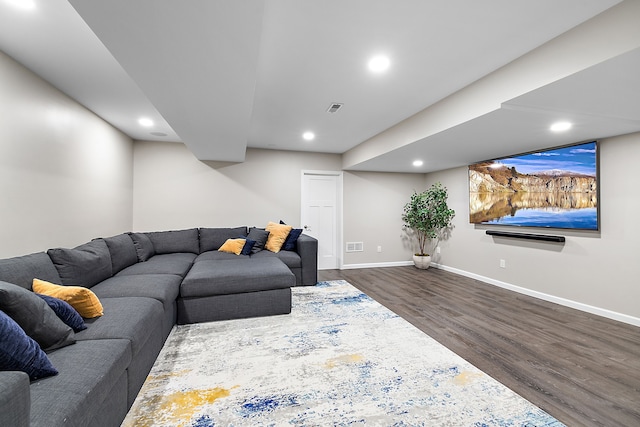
0 310 58 381
279 220 302 251
239 238 256 256
282 228 302 251
37 294 87 332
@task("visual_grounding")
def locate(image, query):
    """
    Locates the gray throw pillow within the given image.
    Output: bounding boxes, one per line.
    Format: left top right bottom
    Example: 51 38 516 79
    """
47 240 112 288
0 281 75 352
128 232 156 262
247 228 270 254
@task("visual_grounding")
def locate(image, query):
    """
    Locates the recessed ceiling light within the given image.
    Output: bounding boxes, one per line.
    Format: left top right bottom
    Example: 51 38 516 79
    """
368 55 390 73
302 131 315 141
412 160 423 167
5 0 36 11
138 117 154 127
550 121 572 132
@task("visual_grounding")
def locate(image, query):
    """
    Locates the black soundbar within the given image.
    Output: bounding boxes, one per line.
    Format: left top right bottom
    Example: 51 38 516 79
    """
485 230 565 242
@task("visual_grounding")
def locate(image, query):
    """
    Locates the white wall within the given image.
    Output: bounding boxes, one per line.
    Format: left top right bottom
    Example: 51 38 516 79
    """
342 171 424 267
0 50 133 258
426 133 640 322
133 142 342 231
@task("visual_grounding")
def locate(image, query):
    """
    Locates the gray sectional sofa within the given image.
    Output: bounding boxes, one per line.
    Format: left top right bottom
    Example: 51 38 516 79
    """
0 226 317 427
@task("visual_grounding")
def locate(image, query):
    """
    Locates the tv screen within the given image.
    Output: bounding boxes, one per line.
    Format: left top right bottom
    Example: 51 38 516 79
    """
469 140 599 230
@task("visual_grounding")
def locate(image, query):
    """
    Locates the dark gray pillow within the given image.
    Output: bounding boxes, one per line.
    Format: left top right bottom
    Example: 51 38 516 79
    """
103 234 138 274
128 233 155 262
0 252 61 290
146 228 199 254
47 240 112 288
0 281 75 352
0 310 58 381
199 227 248 252
247 228 270 254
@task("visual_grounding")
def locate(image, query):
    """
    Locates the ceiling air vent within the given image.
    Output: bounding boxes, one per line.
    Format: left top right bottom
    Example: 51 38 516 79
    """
327 102 344 113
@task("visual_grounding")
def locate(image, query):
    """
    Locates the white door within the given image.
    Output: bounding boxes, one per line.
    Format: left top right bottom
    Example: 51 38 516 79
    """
301 171 341 270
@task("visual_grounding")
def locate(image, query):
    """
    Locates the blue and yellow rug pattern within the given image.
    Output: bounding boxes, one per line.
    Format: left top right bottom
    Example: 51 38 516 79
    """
123 280 564 426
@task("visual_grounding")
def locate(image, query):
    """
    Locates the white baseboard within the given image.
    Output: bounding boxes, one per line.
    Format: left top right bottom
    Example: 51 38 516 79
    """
336 261 640 328
431 262 640 328
340 260 414 270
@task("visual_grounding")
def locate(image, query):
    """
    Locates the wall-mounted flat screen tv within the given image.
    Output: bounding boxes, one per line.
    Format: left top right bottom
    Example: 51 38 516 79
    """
469 140 599 230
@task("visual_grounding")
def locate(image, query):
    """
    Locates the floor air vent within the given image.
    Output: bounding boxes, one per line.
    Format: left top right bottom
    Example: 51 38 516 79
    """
346 242 364 252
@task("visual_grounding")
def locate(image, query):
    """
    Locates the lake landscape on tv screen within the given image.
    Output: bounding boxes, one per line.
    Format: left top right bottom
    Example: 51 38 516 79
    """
468 141 598 230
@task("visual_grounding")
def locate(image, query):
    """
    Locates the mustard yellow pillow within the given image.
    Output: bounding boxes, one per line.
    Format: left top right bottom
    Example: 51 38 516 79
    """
218 238 246 255
33 278 103 319
265 221 293 253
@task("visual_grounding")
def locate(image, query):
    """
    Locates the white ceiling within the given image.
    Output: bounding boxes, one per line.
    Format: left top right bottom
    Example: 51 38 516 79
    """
1 0 638 172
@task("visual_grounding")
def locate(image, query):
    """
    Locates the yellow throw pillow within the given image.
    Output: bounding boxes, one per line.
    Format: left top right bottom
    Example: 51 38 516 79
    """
33 278 104 319
265 221 293 253
218 238 246 255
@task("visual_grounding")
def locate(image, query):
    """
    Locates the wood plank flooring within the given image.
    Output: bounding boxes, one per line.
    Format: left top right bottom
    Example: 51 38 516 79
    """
318 266 640 427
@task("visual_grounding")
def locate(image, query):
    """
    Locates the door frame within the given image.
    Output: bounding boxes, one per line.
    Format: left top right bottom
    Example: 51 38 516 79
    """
301 170 343 270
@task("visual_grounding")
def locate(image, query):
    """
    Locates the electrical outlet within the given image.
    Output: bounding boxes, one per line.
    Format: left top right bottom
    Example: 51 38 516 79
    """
436 246 441 254
377 245 382 253
500 259 506 268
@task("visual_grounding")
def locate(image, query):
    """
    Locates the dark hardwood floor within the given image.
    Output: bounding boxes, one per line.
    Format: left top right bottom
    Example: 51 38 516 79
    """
318 266 640 427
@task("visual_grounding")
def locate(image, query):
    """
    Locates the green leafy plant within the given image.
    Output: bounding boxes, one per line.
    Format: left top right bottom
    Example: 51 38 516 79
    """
402 182 455 256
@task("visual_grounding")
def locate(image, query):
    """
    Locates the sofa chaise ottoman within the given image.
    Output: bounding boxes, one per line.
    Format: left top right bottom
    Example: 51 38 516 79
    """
178 257 296 324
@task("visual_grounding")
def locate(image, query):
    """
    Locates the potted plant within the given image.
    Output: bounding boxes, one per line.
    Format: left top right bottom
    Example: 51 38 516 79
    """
402 182 455 269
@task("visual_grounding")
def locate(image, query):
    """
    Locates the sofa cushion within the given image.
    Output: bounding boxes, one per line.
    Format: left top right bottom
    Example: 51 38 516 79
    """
47 240 112 288
199 227 248 252
33 279 103 319
103 234 139 274
181 258 295 298
250 249 302 269
146 228 199 255
0 252 62 290
91 274 182 311
194 251 249 262
37 294 86 332
128 233 155 262
0 371 30 427
0 281 75 352
30 339 131 427
0 310 58 381
116 253 196 277
247 227 270 253
75 297 163 357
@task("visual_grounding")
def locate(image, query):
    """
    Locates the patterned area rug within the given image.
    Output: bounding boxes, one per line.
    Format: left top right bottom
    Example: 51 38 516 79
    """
123 281 564 426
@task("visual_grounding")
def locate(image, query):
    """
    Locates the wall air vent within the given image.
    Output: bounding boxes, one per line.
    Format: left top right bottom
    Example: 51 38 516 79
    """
327 102 344 113
346 242 364 252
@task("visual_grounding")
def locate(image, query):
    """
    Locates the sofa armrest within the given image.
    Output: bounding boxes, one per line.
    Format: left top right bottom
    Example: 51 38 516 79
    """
296 234 318 286
0 371 30 427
